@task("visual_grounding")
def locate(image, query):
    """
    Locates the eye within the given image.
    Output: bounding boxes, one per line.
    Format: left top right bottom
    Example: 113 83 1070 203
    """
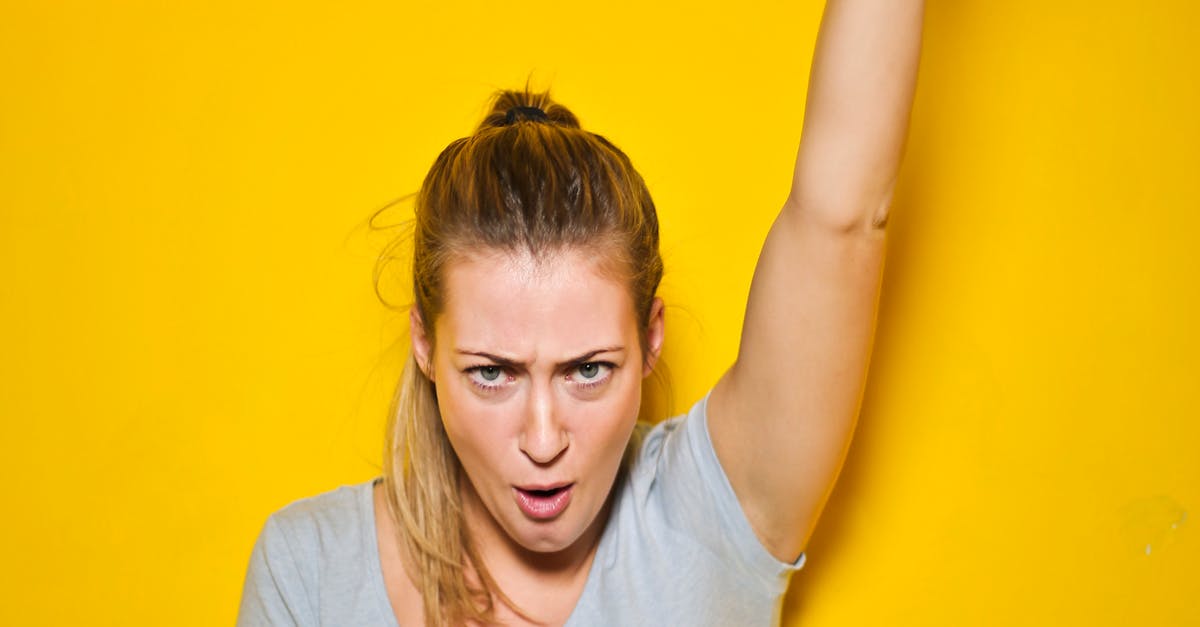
466 365 510 391
569 361 614 388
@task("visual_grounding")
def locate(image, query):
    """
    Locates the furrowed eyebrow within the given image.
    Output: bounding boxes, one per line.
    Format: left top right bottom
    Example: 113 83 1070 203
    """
455 346 624 369
562 347 624 366
455 351 524 369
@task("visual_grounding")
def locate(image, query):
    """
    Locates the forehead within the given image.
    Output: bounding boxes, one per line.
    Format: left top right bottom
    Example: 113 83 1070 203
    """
436 248 636 356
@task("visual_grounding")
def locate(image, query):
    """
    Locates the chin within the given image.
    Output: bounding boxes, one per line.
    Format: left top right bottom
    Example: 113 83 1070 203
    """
509 517 588 555
506 501 610 558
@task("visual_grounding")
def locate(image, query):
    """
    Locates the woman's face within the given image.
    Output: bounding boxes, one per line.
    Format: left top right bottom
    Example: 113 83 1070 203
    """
412 247 663 558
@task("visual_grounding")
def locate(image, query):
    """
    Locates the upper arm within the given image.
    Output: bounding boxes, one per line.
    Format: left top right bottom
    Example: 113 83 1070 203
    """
705 0 922 564
708 208 886 563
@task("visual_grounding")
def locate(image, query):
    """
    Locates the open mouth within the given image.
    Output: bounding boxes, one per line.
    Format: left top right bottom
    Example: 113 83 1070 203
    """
525 486 568 498
513 483 574 520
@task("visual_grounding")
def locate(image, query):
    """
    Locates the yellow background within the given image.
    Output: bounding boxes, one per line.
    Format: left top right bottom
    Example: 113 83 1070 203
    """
2 0 1196 624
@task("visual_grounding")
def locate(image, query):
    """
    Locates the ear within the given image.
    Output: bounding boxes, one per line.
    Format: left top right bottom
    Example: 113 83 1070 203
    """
642 297 665 378
410 306 434 380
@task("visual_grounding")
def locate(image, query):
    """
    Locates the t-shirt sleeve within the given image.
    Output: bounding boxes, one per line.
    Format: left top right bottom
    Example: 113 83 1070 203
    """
640 393 805 592
236 514 317 627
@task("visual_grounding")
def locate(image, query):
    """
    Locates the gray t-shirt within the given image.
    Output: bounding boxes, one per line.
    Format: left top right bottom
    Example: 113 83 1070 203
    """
237 394 805 626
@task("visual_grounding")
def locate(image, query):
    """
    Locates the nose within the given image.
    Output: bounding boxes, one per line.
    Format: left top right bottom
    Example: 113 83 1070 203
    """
518 383 568 464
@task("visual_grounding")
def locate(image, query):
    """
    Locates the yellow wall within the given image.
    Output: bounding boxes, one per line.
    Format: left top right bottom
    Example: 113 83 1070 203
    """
2 1 1196 624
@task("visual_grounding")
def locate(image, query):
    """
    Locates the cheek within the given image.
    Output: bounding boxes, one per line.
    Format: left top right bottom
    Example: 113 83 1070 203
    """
574 374 642 450
433 371 505 464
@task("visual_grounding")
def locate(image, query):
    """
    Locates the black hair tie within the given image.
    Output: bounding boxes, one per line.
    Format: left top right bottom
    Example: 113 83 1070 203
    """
505 106 549 124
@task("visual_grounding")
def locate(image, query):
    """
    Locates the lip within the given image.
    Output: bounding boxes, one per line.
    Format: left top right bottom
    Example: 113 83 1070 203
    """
512 483 574 520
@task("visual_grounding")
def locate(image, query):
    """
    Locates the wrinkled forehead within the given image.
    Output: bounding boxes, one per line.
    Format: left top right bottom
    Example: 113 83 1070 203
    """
442 242 633 301
434 246 639 355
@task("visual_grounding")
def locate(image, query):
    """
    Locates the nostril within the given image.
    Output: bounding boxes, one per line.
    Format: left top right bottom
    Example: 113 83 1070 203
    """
521 434 569 465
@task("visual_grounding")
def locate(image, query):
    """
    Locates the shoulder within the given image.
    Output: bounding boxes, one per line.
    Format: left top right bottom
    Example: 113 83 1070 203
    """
268 480 374 538
258 479 380 580
631 394 713 481
238 479 388 626
251 479 378 573
573 398 802 626
627 395 805 579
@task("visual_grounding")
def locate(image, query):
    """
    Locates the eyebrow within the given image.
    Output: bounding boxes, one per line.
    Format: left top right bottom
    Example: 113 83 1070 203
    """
454 346 624 369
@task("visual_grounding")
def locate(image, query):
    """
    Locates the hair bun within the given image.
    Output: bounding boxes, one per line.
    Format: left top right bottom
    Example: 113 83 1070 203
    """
478 88 581 131
504 106 549 125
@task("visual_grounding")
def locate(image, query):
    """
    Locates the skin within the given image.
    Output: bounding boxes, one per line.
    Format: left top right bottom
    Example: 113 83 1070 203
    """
381 247 664 624
708 0 924 563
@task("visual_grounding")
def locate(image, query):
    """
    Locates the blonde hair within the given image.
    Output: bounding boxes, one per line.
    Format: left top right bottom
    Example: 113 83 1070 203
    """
379 86 663 625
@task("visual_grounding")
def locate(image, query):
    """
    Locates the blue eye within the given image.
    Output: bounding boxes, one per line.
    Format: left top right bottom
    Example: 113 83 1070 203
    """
467 365 509 391
571 362 613 388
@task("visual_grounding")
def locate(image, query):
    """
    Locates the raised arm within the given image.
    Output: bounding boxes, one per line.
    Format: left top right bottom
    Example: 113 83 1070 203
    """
707 0 924 562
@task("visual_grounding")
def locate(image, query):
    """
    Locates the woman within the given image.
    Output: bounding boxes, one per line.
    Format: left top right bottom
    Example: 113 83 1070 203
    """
238 0 923 624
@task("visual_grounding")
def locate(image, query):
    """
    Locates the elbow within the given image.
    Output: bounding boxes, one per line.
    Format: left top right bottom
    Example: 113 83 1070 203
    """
782 193 892 236
784 174 896 235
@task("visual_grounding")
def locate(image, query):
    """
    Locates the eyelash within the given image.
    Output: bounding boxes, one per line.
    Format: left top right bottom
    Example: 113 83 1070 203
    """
569 361 615 389
465 366 510 391
464 362 615 392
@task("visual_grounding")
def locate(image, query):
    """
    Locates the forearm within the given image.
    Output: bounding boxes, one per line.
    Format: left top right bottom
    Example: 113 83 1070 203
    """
788 0 924 230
